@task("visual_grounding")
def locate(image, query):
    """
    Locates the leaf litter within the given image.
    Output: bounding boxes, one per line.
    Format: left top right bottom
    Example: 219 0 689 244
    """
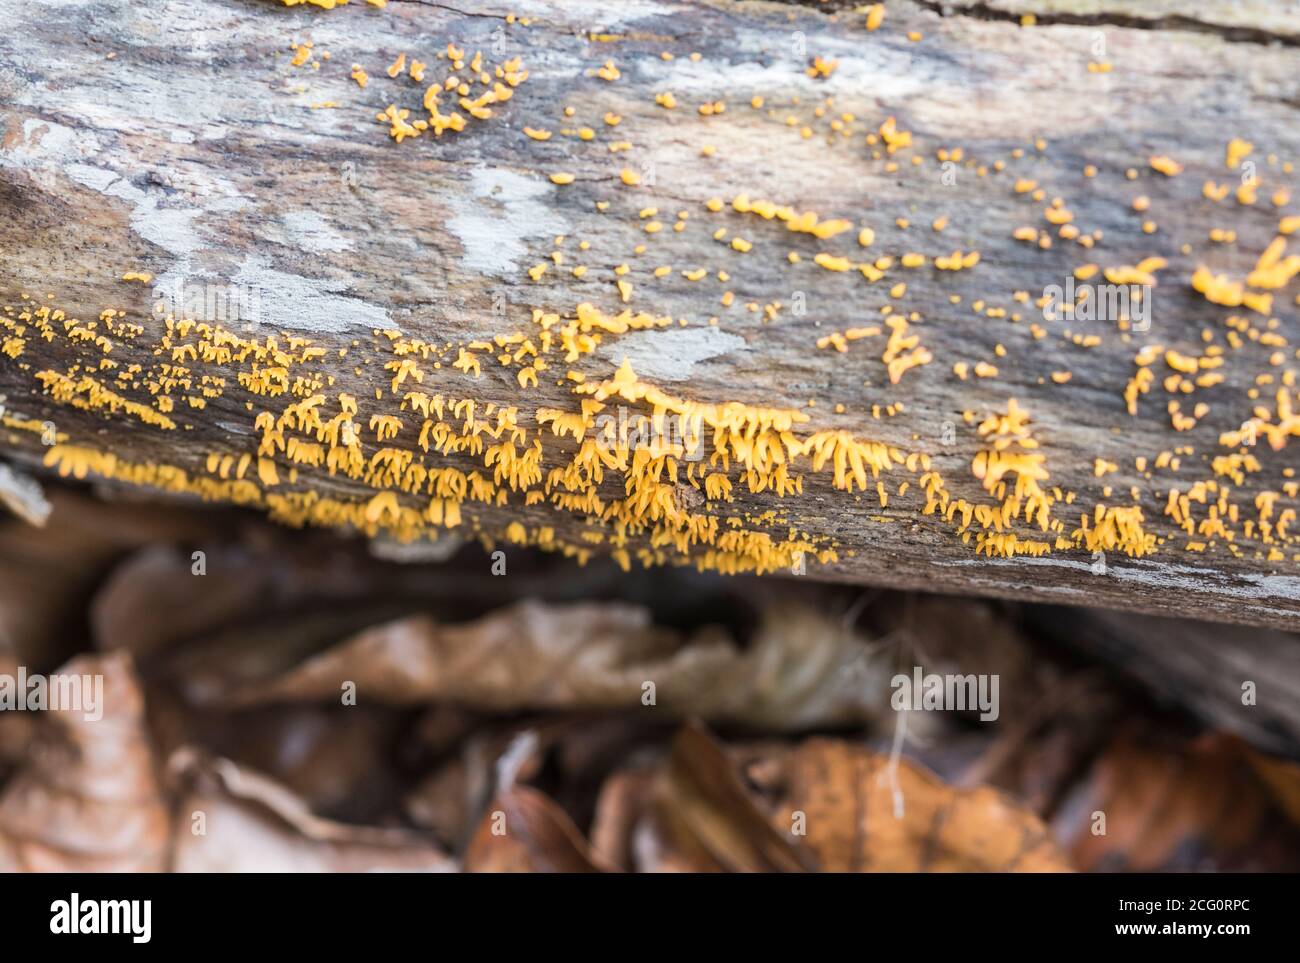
1 488 1299 872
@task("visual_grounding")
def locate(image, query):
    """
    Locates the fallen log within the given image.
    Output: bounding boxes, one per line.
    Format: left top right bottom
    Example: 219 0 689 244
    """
1 0 1298 626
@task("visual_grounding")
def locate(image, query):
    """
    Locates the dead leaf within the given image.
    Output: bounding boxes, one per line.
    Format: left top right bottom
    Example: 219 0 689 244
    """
464 785 612 873
1060 730 1300 871
0 652 170 871
619 725 1069 872
648 723 817 872
404 725 547 849
156 702 409 823
203 599 898 731
1248 747 1300 824
214 601 729 709
590 769 656 872
756 736 1072 871
168 750 454 872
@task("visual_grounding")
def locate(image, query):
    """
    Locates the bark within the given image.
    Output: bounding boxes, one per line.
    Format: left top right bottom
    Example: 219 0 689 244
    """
1 0 1298 626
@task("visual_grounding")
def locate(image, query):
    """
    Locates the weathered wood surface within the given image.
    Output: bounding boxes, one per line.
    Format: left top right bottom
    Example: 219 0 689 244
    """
1 0 1298 626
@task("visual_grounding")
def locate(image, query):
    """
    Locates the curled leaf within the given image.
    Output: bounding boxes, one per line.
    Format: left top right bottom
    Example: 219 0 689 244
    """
464 785 613 873
0 652 169 871
208 599 896 731
169 750 454 873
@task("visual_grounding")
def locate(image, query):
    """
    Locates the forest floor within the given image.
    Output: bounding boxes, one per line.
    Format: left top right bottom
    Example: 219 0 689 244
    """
1 484 1298 872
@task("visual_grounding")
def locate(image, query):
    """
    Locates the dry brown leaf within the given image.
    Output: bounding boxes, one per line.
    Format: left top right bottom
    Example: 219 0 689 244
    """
1248 747 1300 824
756 736 1072 871
402 723 545 849
168 750 454 872
152 702 409 822
590 769 657 872
633 725 1068 872
463 785 613 873
647 723 817 872
206 599 896 731
0 652 170 871
407 717 649 852
1061 730 1300 872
